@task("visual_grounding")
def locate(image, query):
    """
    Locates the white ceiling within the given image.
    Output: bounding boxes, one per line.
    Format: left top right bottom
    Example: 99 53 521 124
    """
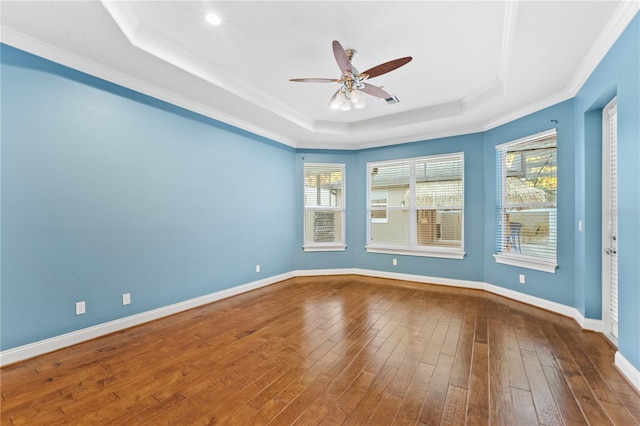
1 1 638 150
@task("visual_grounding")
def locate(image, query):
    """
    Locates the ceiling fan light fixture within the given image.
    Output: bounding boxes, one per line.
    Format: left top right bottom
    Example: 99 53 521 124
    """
349 89 361 104
354 94 366 109
329 91 345 109
349 89 366 109
340 100 352 111
205 13 221 26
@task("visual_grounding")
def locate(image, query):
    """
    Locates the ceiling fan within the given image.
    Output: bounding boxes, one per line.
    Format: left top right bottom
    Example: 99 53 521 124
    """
290 40 412 111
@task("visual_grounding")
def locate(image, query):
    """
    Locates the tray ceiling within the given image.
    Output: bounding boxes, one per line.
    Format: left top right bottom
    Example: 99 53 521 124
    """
1 1 637 149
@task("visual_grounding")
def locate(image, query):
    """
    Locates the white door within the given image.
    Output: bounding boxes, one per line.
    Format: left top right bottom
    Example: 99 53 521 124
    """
602 98 618 343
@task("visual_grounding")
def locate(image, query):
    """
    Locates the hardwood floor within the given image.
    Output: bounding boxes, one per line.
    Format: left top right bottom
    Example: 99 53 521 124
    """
2 275 639 425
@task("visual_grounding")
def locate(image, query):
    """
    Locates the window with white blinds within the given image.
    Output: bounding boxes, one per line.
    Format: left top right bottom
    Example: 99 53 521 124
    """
371 190 389 223
494 129 558 273
303 163 346 251
366 153 465 259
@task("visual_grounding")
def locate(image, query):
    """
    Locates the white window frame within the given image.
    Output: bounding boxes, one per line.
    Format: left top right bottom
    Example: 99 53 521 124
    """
493 129 558 273
365 153 465 259
303 163 346 252
370 189 389 223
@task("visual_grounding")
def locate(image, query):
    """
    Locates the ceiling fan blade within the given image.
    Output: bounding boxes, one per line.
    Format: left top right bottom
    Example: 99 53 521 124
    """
332 40 352 74
289 78 340 83
362 83 391 99
362 57 412 79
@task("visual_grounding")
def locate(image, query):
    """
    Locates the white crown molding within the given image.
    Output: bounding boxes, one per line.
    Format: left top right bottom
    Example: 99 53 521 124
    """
0 27 300 149
567 1 640 96
482 89 574 133
100 1 315 134
99 0 140 39
0 23 492 150
345 80 505 136
2 1 636 150
463 79 505 112
482 2 639 136
99 0 507 140
498 0 518 88
346 123 487 151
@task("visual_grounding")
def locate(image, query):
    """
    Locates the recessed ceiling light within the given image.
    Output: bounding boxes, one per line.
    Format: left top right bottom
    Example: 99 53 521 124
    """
205 13 221 26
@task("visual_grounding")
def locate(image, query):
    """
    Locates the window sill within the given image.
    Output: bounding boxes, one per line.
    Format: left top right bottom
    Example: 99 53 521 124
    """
493 253 557 273
365 245 465 260
303 244 347 252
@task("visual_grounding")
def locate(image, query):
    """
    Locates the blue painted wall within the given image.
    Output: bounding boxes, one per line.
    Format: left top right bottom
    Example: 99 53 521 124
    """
349 134 486 281
1 45 297 350
294 150 356 270
573 14 640 370
293 137 485 279
295 14 640 371
2 12 639 374
483 100 575 307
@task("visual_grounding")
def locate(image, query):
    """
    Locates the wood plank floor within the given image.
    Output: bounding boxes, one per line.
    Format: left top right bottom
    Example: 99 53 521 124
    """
2 275 639 425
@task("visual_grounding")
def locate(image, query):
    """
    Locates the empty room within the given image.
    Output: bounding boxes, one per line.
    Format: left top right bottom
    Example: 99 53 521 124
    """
2 1 640 424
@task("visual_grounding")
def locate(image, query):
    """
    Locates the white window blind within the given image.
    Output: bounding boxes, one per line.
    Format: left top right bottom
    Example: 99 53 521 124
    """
366 153 464 259
303 163 346 251
495 129 557 272
606 103 618 323
371 190 389 223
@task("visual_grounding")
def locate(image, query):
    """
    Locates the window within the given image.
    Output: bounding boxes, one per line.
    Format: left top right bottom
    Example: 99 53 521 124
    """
366 153 464 259
303 163 346 251
494 129 557 273
371 190 388 223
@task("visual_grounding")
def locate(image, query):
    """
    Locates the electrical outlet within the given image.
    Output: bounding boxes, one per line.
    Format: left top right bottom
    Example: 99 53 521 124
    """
519 274 525 284
75 301 86 315
256 264 260 273
122 293 131 305
392 258 398 266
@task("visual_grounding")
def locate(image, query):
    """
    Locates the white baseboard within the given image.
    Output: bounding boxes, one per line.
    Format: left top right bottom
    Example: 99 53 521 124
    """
0 267 613 369
346 268 596 329
351 268 486 290
293 268 360 277
581 318 604 332
615 351 640 394
0 271 294 366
